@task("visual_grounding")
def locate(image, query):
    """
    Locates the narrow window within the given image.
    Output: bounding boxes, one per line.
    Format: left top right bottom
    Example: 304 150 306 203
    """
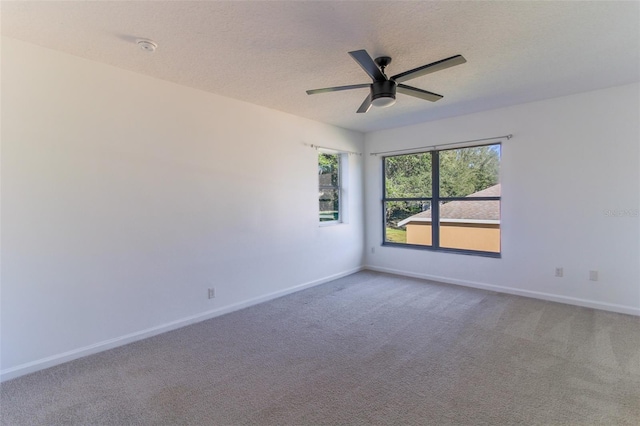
383 143 501 256
319 152 341 223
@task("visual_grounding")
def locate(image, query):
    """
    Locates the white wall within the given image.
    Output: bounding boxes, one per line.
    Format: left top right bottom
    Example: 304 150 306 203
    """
364 82 640 315
0 37 365 380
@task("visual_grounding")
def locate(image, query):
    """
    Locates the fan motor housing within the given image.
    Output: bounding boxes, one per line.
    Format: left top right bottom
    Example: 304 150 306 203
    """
371 80 397 107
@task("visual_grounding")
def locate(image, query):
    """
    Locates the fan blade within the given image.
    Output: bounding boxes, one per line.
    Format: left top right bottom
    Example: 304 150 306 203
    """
391 55 466 83
349 50 386 82
397 84 443 102
356 94 372 113
306 84 370 95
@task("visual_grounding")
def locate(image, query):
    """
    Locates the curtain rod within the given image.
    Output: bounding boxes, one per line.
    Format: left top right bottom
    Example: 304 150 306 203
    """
369 134 512 156
307 143 362 156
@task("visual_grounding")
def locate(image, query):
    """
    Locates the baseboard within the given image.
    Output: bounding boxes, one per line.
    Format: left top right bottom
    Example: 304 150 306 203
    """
364 265 640 317
0 266 363 383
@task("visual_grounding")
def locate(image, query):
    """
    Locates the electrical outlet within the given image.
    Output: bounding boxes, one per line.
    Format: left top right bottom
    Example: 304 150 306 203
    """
371 247 375 254
555 267 563 277
589 270 598 281
208 288 216 299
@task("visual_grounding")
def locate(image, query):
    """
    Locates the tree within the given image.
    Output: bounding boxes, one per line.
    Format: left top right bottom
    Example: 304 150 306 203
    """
318 153 339 186
384 152 432 224
439 145 499 197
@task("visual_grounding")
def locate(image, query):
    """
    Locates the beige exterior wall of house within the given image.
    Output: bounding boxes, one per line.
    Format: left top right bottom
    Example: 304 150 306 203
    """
406 223 433 246
405 223 500 253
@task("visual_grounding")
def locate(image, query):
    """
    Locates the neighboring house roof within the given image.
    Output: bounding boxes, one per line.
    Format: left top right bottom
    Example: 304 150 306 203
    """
398 184 500 227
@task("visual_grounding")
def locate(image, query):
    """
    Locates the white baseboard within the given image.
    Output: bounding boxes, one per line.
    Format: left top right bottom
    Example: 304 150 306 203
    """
0 266 363 383
364 265 640 317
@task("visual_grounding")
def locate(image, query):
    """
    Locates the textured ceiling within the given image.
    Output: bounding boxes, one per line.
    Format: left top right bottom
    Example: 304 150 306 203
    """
2 1 639 133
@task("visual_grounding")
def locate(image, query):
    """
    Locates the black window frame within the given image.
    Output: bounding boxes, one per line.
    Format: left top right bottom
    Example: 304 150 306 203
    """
382 143 501 258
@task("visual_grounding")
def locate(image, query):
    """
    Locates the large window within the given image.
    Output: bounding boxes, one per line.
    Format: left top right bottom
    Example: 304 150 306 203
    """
383 143 501 256
319 152 342 223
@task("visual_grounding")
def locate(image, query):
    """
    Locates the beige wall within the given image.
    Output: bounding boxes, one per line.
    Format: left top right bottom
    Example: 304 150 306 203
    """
405 223 500 253
406 223 432 246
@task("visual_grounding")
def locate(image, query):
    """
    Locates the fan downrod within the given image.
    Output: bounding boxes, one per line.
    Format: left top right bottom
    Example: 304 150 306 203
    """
374 56 392 74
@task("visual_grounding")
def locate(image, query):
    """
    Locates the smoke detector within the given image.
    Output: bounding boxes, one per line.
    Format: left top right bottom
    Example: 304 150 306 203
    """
136 39 157 53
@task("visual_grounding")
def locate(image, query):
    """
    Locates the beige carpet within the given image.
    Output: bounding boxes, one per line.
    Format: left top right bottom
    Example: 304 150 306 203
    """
2 271 639 425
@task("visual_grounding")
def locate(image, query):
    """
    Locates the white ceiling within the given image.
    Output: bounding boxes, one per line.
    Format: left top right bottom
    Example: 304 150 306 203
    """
2 1 639 133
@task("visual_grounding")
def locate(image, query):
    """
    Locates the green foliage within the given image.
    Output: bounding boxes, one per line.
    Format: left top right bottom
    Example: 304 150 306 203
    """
384 153 432 223
439 145 500 197
385 152 432 198
385 145 499 200
385 201 426 227
319 153 339 186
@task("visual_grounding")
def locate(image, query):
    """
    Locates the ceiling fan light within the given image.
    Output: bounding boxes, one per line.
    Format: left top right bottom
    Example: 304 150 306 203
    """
372 95 396 108
371 80 397 108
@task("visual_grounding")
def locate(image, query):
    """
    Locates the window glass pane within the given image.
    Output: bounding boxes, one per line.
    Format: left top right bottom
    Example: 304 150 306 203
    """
319 188 339 222
385 153 432 198
319 152 340 222
439 144 500 197
385 201 432 246
319 153 339 187
439 200 500 253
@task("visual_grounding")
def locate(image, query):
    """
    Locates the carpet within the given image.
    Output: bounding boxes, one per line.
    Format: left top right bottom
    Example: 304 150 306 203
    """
2 271 639 425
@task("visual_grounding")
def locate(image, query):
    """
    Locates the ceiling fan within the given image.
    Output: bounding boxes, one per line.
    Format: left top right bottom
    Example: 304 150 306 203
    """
306 50 466 113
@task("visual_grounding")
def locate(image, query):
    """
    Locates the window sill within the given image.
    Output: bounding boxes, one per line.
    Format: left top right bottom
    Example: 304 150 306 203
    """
319 221 344 227
382 242 501 258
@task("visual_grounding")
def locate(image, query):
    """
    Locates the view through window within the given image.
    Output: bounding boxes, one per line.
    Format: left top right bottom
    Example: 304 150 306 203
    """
383 143 501 255
319 152 341 223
